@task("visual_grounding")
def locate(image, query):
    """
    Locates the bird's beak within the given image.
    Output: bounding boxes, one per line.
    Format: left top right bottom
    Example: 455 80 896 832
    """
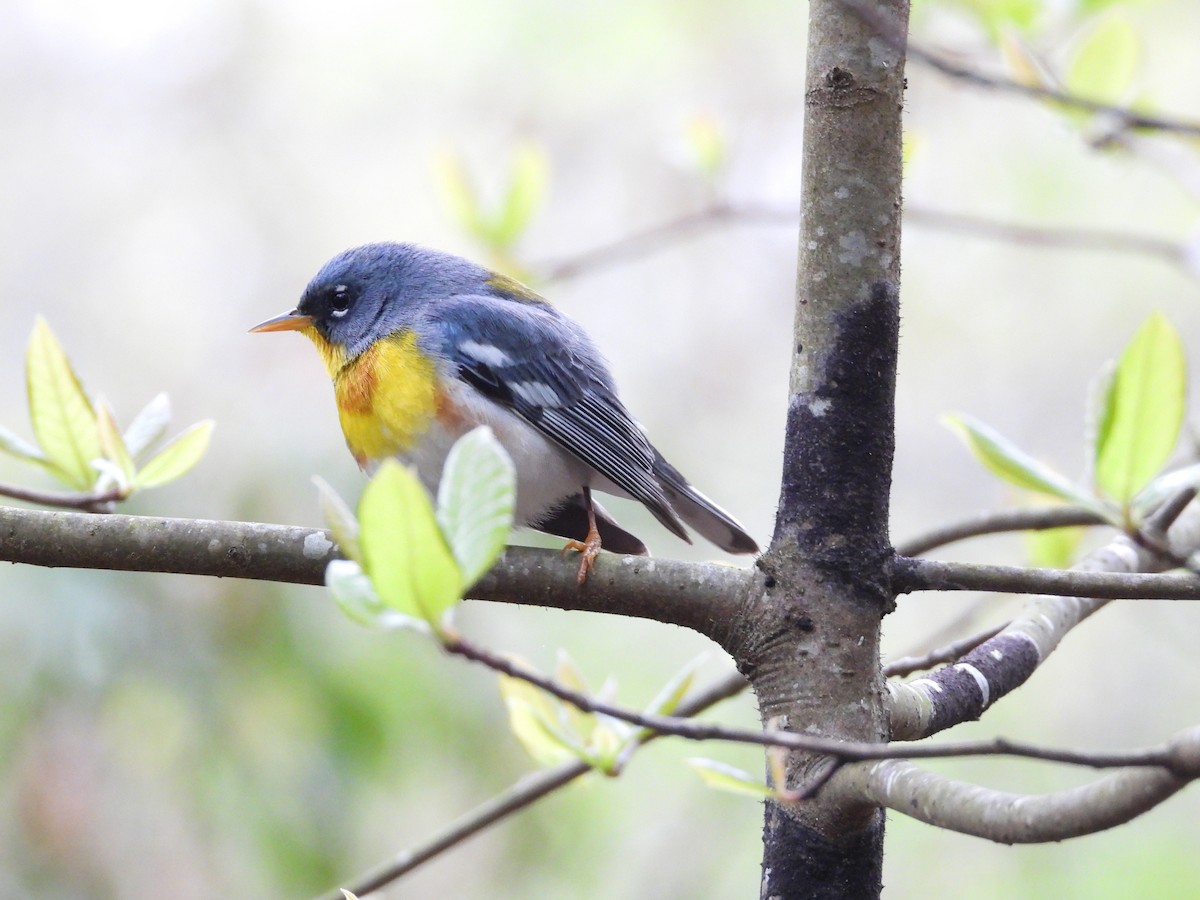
249 309 315 333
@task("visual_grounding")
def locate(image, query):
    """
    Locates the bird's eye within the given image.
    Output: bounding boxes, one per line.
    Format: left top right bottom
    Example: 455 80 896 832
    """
329 284 352 317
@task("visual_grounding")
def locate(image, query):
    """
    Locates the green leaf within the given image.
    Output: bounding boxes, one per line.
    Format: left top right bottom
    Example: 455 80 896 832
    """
554 651 629 748
642 657 702 719
1000 31 1051 89
357 459 462 625
434 150 487 240
587 722 626 776
0 424 47 464
314 476 362 563
683 115 726 179
949 0 1042 38
436 426 515 589
687 758 773 799
499 669 584 767
1087 360 1117 483
123 393 172 460
1132 463 1200 518
497 657 631 774
551 652 599 743
327 558 425 631
943 414 1107 512
493 143 547 248
26 317 102 490
901 131 922 172
135 420 214 489
1094 312 1186 509
554 650 591 695
95 398 136 491
1065 14 1139 106
1024 526 1085 569
1079 0 1153 11
326 559 389 627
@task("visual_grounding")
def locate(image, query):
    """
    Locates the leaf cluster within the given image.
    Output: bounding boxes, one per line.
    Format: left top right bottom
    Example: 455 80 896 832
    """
321 426 515 633
946 312 1188 562
320 425 706 779
0 318 213 505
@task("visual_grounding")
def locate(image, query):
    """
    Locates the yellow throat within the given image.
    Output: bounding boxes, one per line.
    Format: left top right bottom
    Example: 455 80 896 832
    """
303 326 440 467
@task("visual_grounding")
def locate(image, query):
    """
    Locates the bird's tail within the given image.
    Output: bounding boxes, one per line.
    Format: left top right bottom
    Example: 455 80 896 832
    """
653 454 760 555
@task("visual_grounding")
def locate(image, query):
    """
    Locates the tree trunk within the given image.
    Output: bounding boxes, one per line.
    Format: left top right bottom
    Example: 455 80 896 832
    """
733 2 909 896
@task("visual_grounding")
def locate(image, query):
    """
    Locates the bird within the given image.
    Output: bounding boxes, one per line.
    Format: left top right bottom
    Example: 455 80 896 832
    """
251 242 759 582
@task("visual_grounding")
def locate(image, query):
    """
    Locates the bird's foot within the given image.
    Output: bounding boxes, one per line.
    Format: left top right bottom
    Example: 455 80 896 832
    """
562 529 602 585
561 486 603 585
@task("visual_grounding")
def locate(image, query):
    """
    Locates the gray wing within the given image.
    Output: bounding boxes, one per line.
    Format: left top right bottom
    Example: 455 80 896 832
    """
431 295 690 543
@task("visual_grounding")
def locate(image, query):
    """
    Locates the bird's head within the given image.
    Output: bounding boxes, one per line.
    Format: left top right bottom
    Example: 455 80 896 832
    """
250 242 487 371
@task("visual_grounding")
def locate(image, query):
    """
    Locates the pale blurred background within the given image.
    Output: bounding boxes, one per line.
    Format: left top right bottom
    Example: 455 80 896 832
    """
2 0 1200 897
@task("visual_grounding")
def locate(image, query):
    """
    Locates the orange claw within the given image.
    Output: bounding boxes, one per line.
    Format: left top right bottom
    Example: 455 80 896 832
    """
562 531 602 585
561 486 603 585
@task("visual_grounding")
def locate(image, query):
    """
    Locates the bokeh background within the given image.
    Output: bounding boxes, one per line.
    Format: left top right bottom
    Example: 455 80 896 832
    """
3 0 1200 897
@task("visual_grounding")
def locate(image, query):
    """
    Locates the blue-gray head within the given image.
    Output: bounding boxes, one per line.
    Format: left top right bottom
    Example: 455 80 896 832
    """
249 242 490 359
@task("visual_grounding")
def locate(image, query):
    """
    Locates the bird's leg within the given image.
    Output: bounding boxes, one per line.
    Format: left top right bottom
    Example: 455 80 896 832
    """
561 486 603 585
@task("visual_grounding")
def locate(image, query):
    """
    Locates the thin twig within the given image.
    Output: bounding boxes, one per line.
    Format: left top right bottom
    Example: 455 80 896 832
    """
332 766 584 900
883 621 1008 678
1148 487 1198 535
538 202 1192 288
841 0 1200 137
905 209 1187 265
326 670 749 900
893 558 1200 600
537 202 792 282
1131 487 1199 570
797 759 845 801
0 482 125 512
440 633 1198 772
895 506 1105 557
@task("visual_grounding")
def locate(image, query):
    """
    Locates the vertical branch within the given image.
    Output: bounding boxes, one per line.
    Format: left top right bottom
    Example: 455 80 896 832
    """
735 2 909 898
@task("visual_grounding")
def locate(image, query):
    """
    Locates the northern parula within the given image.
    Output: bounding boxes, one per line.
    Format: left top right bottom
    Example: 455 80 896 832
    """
251 242 758 581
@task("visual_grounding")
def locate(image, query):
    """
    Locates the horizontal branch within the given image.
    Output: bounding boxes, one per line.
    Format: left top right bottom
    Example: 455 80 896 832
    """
889 495 1200 740
470 544 752 638
846 724 1200 842
0 506 335 583
893 556 1200 601
0 506 752 638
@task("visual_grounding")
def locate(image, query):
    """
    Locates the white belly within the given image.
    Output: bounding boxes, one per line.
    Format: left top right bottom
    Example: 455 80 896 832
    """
388 379 596 526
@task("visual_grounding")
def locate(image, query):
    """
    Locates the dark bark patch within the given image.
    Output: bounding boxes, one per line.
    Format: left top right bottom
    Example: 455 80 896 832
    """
762 805 884 899
774 282 899 596
921 633 1042 733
